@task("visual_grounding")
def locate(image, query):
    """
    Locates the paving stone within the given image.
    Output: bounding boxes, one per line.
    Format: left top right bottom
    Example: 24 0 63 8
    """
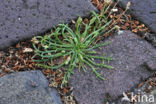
69 31 156 104
0 70 62 104
144 33 156 47
118 0 156 34
0 0 97 50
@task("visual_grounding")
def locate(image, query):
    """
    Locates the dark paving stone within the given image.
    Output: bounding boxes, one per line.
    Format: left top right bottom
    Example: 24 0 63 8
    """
0 70 62 104
69 31 156 104
118 0 156 34
144 33 156 47
0 0 97 50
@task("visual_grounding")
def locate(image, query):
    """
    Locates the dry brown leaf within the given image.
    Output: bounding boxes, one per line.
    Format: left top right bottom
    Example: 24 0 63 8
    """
122 25 127 30
31 37 39 44
92 0 99 6
0 73 6 77
51 71 56 75
132 29 138 33
83 18 88 24
45 69 51 74
0 52 4 57
16 43 21 48
97 3 103 10
63 88 69 94
139 28 143 32
125 22 130 27
138 83 143 87
134 21 139 25
5 68 14 73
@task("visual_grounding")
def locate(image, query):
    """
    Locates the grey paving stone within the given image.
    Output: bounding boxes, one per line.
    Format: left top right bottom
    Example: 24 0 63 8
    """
0 0 97 50
0 70 62 104
69 31 156 104
118 0 156 34
144 33 156 47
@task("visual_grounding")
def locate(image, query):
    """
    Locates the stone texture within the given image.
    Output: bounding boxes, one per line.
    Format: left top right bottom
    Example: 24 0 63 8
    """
118 0 156 34
144 33 156 47
0 70 62 104
69 31 156 104
0 0 97 50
